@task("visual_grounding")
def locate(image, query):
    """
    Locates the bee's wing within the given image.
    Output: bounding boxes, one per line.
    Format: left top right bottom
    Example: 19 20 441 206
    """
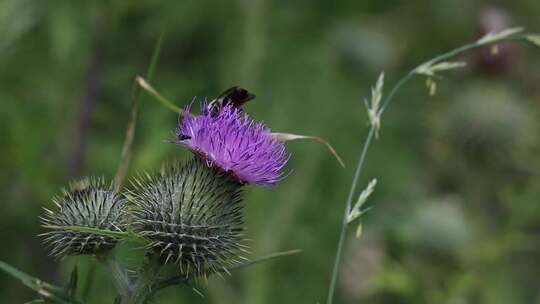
210 86 256 110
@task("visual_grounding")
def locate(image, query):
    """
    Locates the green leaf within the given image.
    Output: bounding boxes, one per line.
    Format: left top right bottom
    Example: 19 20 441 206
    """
526 34 540 48
229 249 302 271
113 295 122 304
271 132 345 168
157 249 302 290
136 76 182 114
42 225 134 240
66 266 78 298
43 225 146 241
0 260 81 304
81 262 96 301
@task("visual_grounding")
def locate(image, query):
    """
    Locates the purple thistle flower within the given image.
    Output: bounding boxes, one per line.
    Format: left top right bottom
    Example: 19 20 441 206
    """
175 102 289 186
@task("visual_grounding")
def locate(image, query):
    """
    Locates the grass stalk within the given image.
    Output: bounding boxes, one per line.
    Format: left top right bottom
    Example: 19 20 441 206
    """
325 29 533 304
113 31 166 192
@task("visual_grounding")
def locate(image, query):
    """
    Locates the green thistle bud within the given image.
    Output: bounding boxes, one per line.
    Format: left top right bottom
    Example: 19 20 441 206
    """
41 178 128 259
130 158 245 277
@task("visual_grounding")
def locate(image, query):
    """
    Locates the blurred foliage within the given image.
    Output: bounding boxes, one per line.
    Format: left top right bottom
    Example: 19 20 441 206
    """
1 0 540 303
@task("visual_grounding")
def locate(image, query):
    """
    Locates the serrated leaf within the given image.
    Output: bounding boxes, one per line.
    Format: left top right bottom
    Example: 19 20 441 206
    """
271 132 345 168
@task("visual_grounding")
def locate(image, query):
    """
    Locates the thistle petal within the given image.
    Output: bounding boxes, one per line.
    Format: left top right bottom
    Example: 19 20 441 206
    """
175 102 289 186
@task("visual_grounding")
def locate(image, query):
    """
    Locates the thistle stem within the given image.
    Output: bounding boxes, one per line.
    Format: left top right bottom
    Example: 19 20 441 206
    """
127 256 162 304
105 257 132 300
325 33 532 304
81 262 96 301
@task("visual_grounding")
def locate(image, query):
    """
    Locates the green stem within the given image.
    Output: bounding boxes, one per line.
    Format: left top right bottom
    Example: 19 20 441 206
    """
379 36 523 115
325 33 531 304
81 262 96 301
127 256 162 304
105 257 132 300
326 128 374 304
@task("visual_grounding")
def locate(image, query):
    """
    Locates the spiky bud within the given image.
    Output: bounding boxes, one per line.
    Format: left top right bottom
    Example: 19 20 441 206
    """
41 178 128 259
130 158 245 277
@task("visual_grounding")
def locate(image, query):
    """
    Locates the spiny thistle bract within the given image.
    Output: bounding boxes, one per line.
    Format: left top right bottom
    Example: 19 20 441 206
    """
41 178 128 259
175 102 289 186
130 158 245 277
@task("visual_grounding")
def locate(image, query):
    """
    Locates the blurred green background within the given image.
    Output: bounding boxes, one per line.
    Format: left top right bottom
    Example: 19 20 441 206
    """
1 1 540 303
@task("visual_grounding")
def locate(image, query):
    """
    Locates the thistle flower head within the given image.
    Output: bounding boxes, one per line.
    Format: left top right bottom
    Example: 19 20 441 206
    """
175 102 288 186
40 178 128 259
130 158 245 277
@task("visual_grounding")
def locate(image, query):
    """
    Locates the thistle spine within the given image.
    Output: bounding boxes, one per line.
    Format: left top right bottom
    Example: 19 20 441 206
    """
41 178 128 259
